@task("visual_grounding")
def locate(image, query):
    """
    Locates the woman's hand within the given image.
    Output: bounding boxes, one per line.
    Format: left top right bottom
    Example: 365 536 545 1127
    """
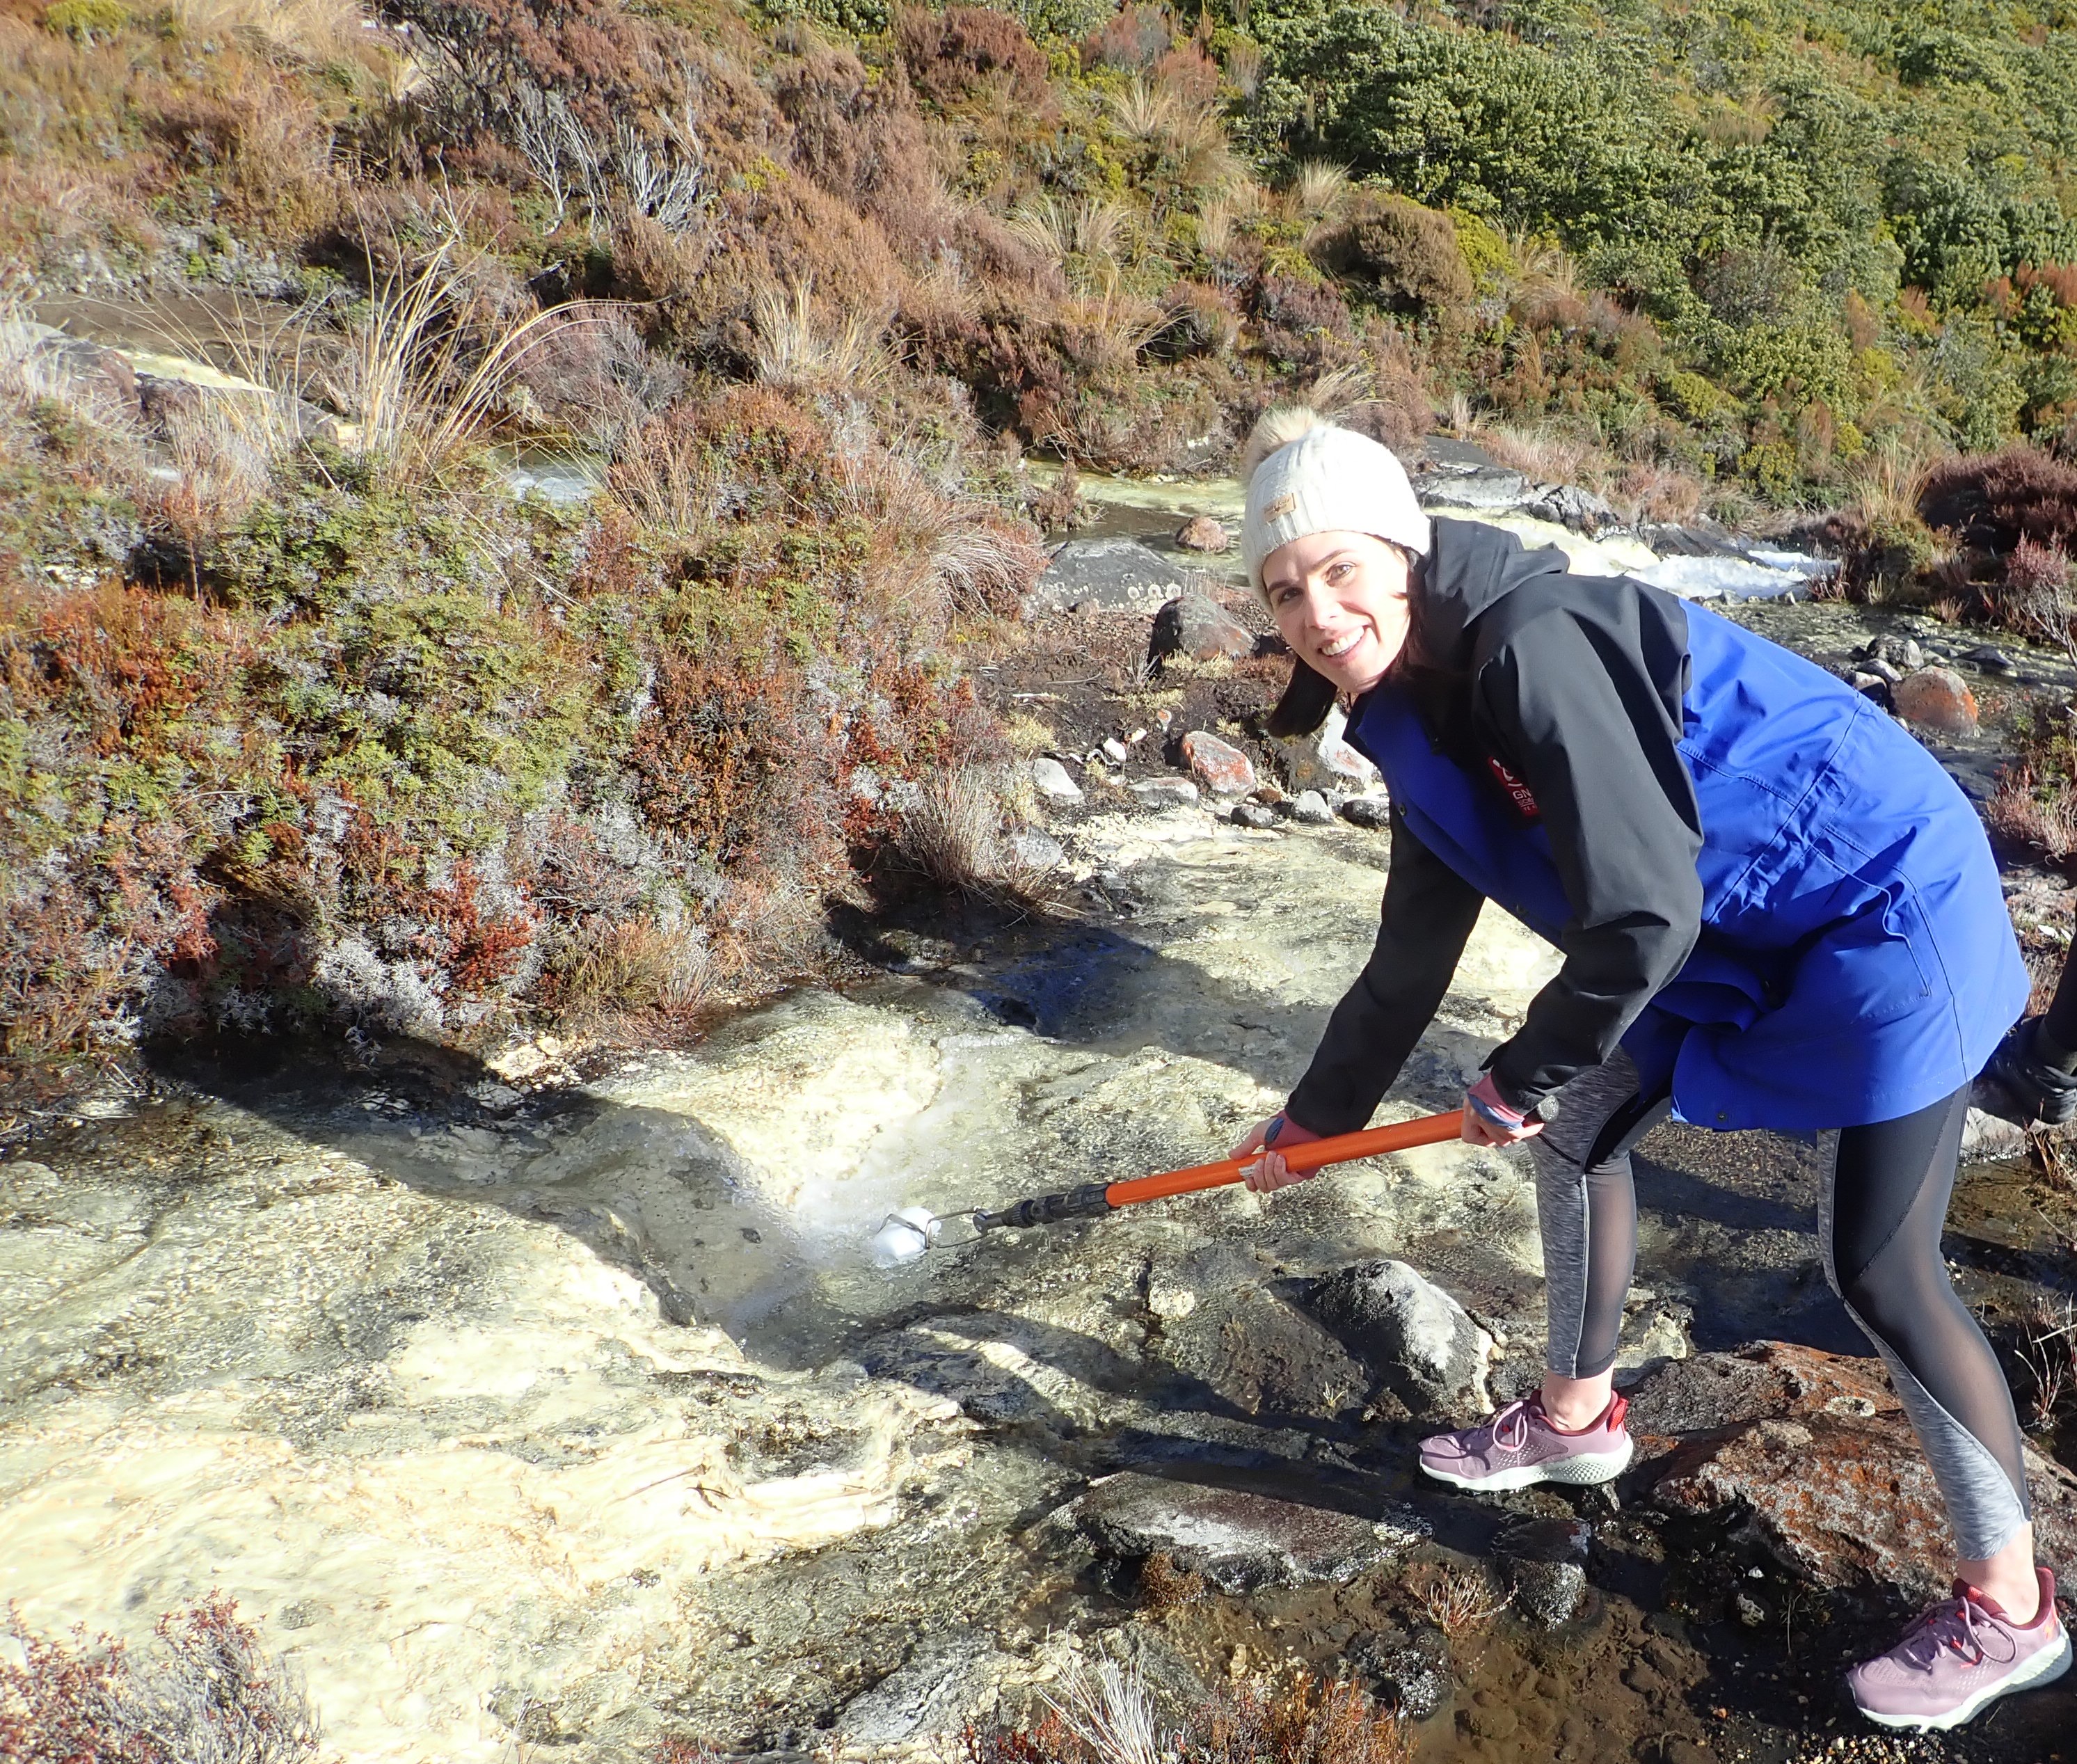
1461 1072 1545 1147
1233 1112 1326 1193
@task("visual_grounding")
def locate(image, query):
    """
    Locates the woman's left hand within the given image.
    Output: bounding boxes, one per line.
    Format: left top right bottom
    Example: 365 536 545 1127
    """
1461 1072 1544 1147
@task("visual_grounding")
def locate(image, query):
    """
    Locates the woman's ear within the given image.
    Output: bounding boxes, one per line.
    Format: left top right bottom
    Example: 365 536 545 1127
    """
1266 655 1339 738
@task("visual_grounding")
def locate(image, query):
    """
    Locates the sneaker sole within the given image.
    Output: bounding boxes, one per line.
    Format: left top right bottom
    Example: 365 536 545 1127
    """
1856 1626 2072 1731
1419 1434 1634 1493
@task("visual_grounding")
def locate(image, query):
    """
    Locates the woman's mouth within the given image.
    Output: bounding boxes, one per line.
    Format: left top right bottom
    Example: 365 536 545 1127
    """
1316 629 1364 662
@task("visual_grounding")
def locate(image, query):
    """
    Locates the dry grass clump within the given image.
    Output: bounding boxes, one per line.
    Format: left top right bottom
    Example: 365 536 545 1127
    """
550 916 709 1025
0 1592 321 1764
970 1658 1413 1764
1412 1562 1511 1637
1478 420 1609 490
2015 1297 2077 1434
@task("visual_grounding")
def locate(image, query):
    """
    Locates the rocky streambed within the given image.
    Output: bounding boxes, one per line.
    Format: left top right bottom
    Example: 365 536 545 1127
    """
6 786 2076 1763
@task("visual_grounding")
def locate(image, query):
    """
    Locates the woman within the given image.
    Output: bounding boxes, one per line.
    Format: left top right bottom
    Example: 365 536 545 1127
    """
1227 408 2068 1730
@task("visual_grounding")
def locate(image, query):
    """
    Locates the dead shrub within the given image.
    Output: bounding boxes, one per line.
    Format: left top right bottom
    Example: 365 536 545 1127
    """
1136 1551 1206 1614
969 1662 1413 1764
1315 191 1471 315
1989 690 2077 862
629 651 836 873
609 383 838 543
1250 273 1360 379
1615 459 1705 525
896 765 1008 892
0 1591 321 1764
898 5 1051 111
1480 420 1609 488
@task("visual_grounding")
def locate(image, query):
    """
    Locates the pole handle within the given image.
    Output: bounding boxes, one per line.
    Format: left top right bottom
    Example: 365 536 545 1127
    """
1103 1109 1465 1208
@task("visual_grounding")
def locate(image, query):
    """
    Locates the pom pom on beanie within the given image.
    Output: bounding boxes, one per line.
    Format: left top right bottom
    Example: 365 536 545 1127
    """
1239 406 1429 599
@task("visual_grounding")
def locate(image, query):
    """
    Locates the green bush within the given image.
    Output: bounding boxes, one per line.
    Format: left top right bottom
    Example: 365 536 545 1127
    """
42 0 127 37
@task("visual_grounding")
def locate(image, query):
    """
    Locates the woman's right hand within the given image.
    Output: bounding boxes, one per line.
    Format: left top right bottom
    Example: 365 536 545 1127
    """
1232 1111 1326 1193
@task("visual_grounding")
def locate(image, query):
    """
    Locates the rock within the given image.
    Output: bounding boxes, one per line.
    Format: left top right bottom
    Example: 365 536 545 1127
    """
1151 1262 1370 1420
1175 516 1230 553
1967 644 2016 674
1058 1471 1425 1594
1150 591 1253 664
836 1629 1016 1746
1028 539 1191 615
1893 667 1979 735
1522 482 1616 534
1339 795 1391 830
1847 670 1893 708
1101 737 1130 765
1959 1104 2026 1162
1181 731 1257 795
1146 1280 1197 1321
1492 1516 1592 1627
1319 706 1380 788
1419 468 1529 513
1290 790 1334 825
1005 832 1064 873
1350 1628 1452 1722
1307 1260 1495 1420
1230 802 1278 829
1130 778 1200 809
1030 756 1083 801
1861 656 1904 685
1633 1343 2077 1599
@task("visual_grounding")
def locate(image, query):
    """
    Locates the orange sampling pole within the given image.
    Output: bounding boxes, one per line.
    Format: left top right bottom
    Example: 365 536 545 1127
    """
1105 1109 1467 1207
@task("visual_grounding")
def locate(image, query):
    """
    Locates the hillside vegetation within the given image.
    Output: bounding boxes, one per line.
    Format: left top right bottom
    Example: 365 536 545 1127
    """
1 0 2075 1084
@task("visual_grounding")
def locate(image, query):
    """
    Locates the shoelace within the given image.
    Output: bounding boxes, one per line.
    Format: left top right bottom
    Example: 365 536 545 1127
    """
1489 1398 1533 1454
1895 1596 2020 1671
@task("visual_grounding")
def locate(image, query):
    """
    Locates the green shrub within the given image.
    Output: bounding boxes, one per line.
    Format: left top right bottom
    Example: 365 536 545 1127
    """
1317 190 1472 313
42 0 128 39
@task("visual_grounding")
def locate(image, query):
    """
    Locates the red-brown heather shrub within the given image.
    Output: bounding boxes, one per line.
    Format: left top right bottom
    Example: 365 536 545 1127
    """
389 0 671 136
1251 273 1362 378
1081 2 1173 73
771 42 943 251
896 5 1051 111
1920 445 2077 555
1150 41 1222 104
0 1593 321 1764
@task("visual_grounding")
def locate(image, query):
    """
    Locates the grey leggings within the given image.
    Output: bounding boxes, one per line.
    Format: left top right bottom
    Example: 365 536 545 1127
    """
1535 1053 2032 1562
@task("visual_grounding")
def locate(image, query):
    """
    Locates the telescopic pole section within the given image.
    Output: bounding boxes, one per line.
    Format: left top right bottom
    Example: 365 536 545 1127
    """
1103 1109 1466 1207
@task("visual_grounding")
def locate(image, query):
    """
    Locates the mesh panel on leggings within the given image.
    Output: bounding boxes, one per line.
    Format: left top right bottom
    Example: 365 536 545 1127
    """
1822 1088 2033 1561
1534 1052 1646 1381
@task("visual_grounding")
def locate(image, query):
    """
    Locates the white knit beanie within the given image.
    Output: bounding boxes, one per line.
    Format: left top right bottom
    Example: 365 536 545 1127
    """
1239 408 1430 600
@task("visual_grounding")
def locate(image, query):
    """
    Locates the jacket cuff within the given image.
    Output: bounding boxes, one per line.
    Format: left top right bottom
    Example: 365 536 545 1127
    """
1483 1049 1544 1115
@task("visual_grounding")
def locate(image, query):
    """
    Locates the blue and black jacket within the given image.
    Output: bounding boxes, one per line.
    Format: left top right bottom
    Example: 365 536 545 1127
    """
1287 518 2028 1138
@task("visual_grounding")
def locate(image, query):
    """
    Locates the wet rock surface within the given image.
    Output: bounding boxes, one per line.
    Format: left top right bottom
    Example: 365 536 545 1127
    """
1634 1344 2077 1602
1060 1472 1426 1593
1492 1515 1594 1628
1308 1257 1497 1420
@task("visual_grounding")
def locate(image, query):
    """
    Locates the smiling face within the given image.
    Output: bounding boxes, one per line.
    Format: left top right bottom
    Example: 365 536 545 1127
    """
1259 529 1413 696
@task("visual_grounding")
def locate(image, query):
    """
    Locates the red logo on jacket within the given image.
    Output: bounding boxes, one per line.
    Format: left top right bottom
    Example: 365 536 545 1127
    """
1486 757 1541 820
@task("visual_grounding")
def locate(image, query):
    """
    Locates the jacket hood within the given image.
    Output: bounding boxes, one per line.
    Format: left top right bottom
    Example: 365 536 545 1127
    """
1412 516 1573 670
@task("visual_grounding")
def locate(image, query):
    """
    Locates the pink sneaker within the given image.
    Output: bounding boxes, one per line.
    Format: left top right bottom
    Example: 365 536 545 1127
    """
1417 1392 1633 1492
1849 1569 2071 1731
